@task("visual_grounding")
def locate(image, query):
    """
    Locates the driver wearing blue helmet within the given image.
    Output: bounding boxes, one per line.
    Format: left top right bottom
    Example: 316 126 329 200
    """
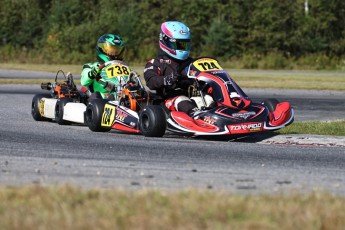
143 21 199 117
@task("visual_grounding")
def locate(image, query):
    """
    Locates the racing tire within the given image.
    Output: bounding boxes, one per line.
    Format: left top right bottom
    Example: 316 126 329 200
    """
262 98 279 112
139 105 166 137
85 99 111 132
55 98 73 125
31 94 52 121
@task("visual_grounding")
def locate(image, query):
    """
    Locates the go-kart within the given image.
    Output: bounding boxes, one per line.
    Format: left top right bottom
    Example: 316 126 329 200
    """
31 61 140 125
31 70 88 125
139 57 294 137
86 57 293 138
84 65 166 135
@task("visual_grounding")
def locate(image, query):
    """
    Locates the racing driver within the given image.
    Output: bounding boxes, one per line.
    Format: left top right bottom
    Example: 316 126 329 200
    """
143 21 200 117
81 33 130 100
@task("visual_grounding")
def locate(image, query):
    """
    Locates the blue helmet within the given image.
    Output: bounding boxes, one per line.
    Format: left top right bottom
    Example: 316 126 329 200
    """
159 21 191 60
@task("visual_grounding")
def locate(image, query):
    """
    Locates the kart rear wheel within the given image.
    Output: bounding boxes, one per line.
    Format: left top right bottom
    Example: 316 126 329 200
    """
262 98 279 112
55 98 73 125
31 94 52 121
85 99 111 132
139 105 166 137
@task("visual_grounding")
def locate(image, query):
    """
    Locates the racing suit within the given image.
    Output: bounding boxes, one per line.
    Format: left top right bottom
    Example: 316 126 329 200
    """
81 60 130 100
143 50 198 115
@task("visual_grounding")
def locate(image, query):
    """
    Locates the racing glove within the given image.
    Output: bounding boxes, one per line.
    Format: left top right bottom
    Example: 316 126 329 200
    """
103 82 116 93
88 64 100 79
163 73 178 88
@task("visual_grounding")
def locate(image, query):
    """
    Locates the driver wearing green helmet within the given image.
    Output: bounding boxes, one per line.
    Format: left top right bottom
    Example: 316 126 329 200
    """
81 34 128 100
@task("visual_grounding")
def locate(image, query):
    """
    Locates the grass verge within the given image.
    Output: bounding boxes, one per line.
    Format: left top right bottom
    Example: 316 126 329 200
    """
232 74 345 91
0 185 344 230
1 63 345 91
1 75 344 91
0 63 83 73
276 120 345 136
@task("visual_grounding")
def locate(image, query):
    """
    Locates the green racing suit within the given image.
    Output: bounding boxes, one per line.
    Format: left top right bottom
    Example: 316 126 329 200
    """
81 61 132 99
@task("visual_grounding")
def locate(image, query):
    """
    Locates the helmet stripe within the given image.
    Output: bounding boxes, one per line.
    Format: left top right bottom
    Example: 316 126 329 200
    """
161 23 173 37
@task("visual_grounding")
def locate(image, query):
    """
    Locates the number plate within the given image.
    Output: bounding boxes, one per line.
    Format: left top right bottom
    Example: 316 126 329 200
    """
101 104 116 127
193 58 222 72
105 63 130 78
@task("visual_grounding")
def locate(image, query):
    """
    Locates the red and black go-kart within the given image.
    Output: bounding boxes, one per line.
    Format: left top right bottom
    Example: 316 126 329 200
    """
139 57 294 137
86 57 293 138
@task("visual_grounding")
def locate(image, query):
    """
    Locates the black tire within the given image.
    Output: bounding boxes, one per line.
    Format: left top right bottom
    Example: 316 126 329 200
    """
139 105 166 137
85 99 111 132
55 98 73 125
262 98 279 112
31 94 52 121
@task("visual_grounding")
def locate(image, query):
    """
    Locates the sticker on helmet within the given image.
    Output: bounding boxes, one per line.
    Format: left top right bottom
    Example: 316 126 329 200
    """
113 39 121 45
180 30 187 35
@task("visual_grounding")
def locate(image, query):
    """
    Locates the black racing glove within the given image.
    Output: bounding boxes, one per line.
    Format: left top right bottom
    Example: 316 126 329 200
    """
163 73 178 88
88 64 100 79
104 82 116 93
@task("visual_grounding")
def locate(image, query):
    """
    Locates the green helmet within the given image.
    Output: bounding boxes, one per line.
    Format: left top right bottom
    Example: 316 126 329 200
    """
96 34 125 63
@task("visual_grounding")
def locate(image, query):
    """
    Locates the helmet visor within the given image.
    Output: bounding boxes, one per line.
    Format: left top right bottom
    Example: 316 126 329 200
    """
166 39 190 51
100 43 124 58
176 39 190 50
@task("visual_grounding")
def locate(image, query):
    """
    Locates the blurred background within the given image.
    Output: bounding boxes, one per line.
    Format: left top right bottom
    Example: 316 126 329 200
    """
0 0 344 70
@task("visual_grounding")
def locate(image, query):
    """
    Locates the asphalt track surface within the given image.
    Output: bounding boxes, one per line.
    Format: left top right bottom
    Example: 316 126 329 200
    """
0 70 344 195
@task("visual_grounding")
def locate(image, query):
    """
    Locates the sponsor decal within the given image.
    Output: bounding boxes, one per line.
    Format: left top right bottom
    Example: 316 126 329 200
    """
116 108 128 121
211 70 226 75
101 104 116 127
39 99 45 116
144 66 154 73
232 111 256 119
165 100 173 109
180 30 187 35
113 39 121 45
159 59 171 64
189 69 197 76
229 122 263 133
203 116 216 125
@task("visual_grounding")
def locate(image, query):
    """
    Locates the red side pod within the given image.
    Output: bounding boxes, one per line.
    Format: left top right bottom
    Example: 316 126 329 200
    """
112 123 140 133
171 111 219 133
269 102 292 126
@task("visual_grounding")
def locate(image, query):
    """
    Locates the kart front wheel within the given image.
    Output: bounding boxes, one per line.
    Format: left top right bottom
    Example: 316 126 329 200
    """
85 99 111 132
31 94 52 121
139 105 166 137
55 98 73 125
262 98 279 112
